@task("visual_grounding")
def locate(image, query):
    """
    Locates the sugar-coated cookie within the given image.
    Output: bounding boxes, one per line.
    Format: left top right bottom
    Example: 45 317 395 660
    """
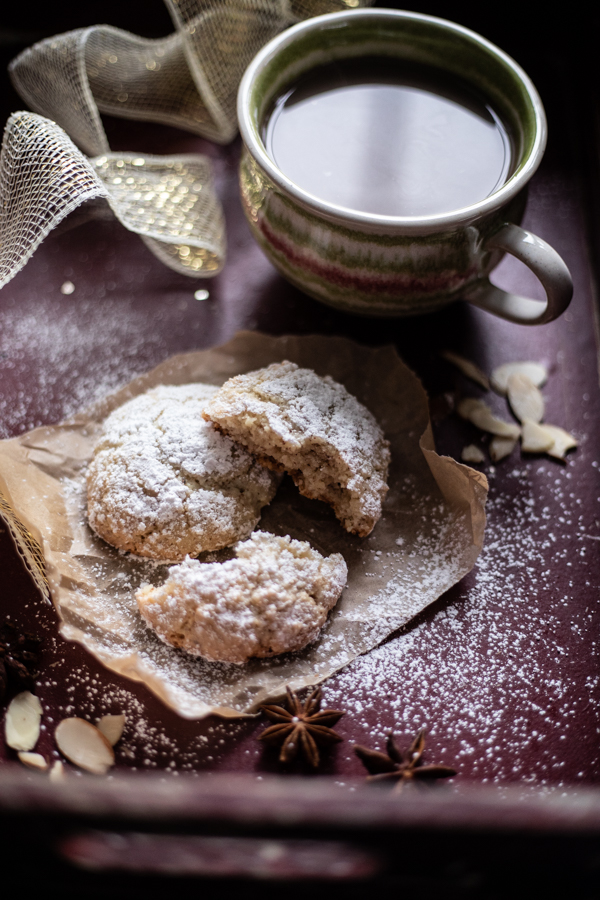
202 361 390 536
87 384 280 560
136 531 348 663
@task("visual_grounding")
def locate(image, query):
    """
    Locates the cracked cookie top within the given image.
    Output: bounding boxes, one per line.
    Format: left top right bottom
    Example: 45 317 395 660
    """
86 384 281 561
202 361 390 536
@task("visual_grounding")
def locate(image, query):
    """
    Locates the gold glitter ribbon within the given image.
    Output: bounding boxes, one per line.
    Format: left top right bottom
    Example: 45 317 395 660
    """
0 0 369 289
0 111 225 288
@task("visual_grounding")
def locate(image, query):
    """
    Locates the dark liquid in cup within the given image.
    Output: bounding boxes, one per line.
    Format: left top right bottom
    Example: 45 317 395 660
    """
263 57 512 217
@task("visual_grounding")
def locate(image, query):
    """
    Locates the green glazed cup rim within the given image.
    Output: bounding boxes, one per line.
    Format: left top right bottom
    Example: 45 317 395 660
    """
238 8 547 234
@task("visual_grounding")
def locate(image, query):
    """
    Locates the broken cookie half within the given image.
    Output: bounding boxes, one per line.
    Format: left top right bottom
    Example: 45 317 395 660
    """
202 362 390 537
136 531 348 664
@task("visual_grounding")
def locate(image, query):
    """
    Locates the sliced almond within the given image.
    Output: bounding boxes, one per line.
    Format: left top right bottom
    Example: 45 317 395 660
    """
5 691 42 751
18 751 47 770
55 718 115 775
441 351 490 390
507 373 545 424
457 398 521 439
521 419 554 453
489 436 517 462
456 397 483 419
461 444 485 464
49 760 65 782
491 361 548 395
97 714 126 746
539 424 578 459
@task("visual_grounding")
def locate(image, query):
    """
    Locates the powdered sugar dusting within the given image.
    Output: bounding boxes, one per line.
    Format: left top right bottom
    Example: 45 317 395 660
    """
137 531 347 663
0 298 163 438
4 333 486 732
60 473 476 717
323 456 600 789
87 383 280 560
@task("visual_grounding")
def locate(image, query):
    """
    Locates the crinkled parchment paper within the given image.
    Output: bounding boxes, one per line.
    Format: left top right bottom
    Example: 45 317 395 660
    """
0 332 488 718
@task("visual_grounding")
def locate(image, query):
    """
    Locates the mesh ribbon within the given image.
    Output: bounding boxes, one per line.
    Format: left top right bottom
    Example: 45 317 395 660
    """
0 111 225 288
2 0 370 289
0 487 50 602
9 0 365 149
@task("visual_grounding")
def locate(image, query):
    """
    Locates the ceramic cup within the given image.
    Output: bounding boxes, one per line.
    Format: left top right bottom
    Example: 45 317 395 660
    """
238 8 573 322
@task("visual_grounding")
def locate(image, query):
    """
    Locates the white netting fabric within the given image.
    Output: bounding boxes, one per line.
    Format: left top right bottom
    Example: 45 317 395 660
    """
0 488 50 602
2 0 371 288
0 113 108 289
97 152 225 276
9 0 369 148
0 112 226 287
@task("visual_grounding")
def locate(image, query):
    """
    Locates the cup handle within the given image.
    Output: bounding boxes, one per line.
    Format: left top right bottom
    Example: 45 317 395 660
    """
462 223 573 325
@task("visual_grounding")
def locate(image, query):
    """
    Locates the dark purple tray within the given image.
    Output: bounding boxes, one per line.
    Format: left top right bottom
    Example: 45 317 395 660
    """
0 2 599 894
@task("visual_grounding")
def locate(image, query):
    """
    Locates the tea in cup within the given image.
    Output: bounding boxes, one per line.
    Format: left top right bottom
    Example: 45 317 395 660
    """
238 9 572 322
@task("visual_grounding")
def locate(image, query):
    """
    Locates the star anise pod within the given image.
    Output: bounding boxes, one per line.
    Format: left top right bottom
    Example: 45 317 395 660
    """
259 686 344 767
354 730 456 793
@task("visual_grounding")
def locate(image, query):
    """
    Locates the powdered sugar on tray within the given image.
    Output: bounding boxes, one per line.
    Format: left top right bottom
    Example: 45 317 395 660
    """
323 456 600 790
47 457 598 787
0 297 162 437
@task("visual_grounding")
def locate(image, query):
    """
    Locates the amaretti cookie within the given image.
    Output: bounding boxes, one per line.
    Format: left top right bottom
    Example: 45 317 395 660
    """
202 361 390 536
136 531 348 663
86 384 281 561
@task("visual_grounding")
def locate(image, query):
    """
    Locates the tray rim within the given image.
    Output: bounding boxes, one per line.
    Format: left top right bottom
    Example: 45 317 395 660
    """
2 767 600 832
